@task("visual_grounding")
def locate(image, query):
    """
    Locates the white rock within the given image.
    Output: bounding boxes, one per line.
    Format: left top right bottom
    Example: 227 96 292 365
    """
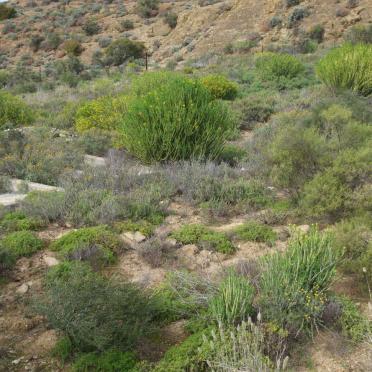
297 225 310 234
123 231 146 243
43 255 60 267
16 284 29 294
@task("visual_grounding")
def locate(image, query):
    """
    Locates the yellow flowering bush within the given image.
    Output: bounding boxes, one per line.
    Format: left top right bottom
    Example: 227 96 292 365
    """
0 91 34 128
200 74 238 100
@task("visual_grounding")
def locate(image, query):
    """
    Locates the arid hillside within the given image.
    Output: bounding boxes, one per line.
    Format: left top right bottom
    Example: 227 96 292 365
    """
0 0 371 69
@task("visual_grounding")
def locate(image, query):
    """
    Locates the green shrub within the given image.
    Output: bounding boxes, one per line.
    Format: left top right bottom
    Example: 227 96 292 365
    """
218 145 246 166
105 38 145 66
0 4 16 20
36 264 155 352
119 72 233 163
0 231 43 258
50 226 122 267
301 146 372 218
75 95 127 132
358 242 372 294
308 24 325 43
51 336 74 364
72 350 138 372
316 43 372 96
337 296 371 342
113 219 158 237
255 52 305 81
63 40 83 56
0 91 34 128
235 221 277 246
0 211 43 232
137 0 159 18
259 227 341 335
200 75 238 100
163 11 178 29
345 24 372 44
209 271 255 325
154 330 209 372
171 224 235 254
0 248 16 274
83 18 101 36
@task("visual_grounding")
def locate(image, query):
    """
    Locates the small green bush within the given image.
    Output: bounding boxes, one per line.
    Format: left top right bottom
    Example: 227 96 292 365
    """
82 18 101 36
0 231 43 258
308 24 325 43
105 38 145 66
0 4 16 20
345 24 372 44
113 219 158 237
72 350 138 372
316 43 372 96
50 226 122 267
200 75 238 100
337 296 371 342
137 0 159 18
255 52 305 81
218 145 246 166
0 212 43 233
259 227 341 335
119 72 234 163
171 224 235 254
36 264 155 352
163 11 178 29
0 91 34 128
63 40 83 56
75 95 127 132
0 248 16 274
51 336 74 364
235 221 277 246
209 271 255 325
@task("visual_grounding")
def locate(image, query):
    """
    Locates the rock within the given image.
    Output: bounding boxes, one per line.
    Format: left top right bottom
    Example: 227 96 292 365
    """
16 284 29 294
165 238 178 247
179 244 198 257
123 231 146 243
297 225 310 234
43 255 59 267
12 357 24 365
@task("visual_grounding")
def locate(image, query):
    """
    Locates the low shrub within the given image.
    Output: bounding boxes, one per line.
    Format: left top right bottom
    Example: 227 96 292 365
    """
138 237 177 268
259 227 341 336
316 43 372 96
0 91 34 129
75 95 127 132
200 74 238 100
308 24 325 43
0 4 16 20
36 264 156 351
72 350 138 372
119 72 234 163
337 296 371 342
154 330 209 372
0 248 16 274
51 336 73 364
171 224 235 254
113 219 158 237
50 226 122 267
358 242 372 294
255 52 305 81
163 11 178 29
345 24 372 44
63 40 83 56
82 18 101 36
137 0 159 18
105 38 145 66
235 221 277 246
0 231 43 258
218 145 246 166
0 211 43 232
209 271 255 325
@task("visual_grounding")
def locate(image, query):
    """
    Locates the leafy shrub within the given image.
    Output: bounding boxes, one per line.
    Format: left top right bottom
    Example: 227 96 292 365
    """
358 242 372 294
218 145 246 166
259 227 341 336
75 95 127 132
137 0 159 18
105 38 145 66
36 264 155 352
163 11 178 29
209 271 255 325
119 19 134 31
113 219 158 237
286 0 300 7
255 52 305 82
0 4 16 20
0 91 34 128
345 24 372 44
83 18 101 36
288 7 310 28
50 226 122 267
154 330 209 372
119 72 233 163
72 350 138 372
300 146 371 219
337 296 371 342
316 43 372 96
51 336 73 364
308 24 325 43
0 248 16 274
200 74 238 100
0 231 43 258
235 221 277 246
0 211 43 232
171 224 235 254
63 40 83 56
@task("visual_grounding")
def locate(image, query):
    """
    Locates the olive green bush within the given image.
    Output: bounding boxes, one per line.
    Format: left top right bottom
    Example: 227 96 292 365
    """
0 4 16 20
0 211 43 232
235 221 277 246
200 74 239 100
105 39 145 66
316 43 372 96
0 91 34 128
119 72 234 163
0 231 43 258
36 264 156 352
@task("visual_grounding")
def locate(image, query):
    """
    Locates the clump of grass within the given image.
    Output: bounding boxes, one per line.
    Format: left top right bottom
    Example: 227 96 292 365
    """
0 231 43 258
316 43 372 96
0 211 44 233
235 221 277 246
171 224 235 254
